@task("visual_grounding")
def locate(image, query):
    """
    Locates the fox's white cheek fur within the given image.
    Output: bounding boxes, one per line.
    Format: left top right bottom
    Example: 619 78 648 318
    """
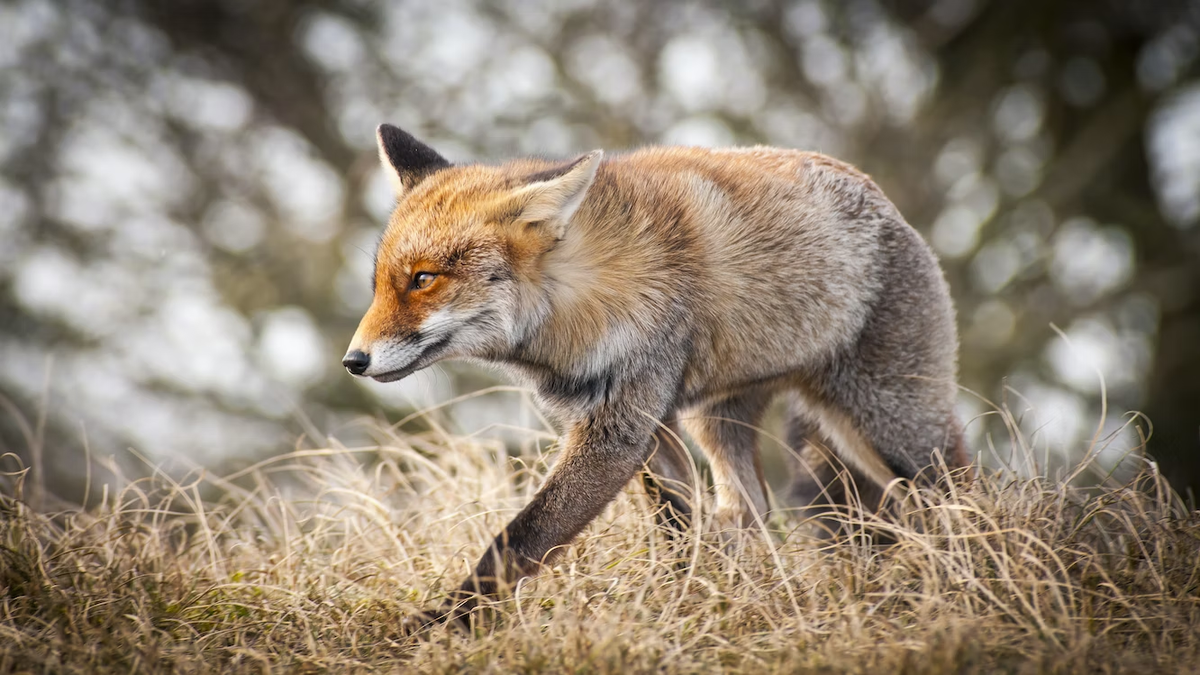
415 308 456 338
362 308 462 376
362 339 427 377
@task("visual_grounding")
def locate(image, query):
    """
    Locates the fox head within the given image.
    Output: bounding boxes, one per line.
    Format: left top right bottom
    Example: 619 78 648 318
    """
343 124 603 382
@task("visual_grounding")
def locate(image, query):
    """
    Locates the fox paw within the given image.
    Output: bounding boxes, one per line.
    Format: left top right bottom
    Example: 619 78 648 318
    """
400 605 472 636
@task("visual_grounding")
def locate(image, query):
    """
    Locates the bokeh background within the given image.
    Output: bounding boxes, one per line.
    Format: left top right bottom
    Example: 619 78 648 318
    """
2 0 1198 501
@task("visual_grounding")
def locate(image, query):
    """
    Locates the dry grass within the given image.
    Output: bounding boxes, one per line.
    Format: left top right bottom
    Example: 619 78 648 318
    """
2 418 1200 674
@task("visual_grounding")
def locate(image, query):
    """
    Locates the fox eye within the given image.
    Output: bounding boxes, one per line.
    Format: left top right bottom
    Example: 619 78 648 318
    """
411 272 437 290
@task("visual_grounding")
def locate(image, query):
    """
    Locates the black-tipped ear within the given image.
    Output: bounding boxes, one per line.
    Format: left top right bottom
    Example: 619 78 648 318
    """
376 124 451 194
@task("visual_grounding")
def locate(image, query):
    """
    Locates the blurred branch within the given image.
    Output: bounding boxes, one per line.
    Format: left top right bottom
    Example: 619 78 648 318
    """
134 0 368 171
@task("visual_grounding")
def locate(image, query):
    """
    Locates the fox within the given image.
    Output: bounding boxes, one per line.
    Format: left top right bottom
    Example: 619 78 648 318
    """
344 123 967 624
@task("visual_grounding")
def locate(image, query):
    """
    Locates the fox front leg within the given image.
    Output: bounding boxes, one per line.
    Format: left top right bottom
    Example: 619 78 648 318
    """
431 378 676 626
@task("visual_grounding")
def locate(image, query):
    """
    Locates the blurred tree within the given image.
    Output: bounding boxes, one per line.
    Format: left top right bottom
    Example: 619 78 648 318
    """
878 0 1200 492
1 0 1197 500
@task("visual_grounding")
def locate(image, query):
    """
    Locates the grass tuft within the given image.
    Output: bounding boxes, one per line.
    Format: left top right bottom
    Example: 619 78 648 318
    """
1 423 1199 673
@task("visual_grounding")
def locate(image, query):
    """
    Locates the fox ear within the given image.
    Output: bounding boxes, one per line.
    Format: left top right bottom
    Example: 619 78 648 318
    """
376 124 451 195
510 150 603 236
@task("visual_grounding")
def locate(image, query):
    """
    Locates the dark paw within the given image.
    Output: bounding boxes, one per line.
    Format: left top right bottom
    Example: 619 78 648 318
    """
400 604 471 636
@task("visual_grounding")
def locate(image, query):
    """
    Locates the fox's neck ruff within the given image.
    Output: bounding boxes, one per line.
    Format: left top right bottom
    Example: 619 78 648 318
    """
504 200 666 379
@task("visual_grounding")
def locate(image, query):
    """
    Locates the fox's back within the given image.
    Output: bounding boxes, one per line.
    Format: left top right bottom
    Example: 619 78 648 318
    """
574 146 927 392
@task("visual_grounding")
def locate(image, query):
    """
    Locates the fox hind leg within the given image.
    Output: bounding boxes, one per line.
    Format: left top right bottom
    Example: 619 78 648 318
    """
781 399 887 539
642 420 694 534
782 400 835 509
682 389 772 536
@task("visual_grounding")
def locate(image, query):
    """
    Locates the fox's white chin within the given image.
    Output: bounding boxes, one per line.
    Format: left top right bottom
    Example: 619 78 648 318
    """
367 367 419 383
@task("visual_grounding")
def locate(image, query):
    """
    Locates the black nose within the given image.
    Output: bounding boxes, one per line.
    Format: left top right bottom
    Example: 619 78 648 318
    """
342 350 370 376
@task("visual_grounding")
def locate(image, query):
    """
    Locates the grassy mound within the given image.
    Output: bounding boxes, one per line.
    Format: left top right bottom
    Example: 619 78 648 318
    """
2 425 1198 673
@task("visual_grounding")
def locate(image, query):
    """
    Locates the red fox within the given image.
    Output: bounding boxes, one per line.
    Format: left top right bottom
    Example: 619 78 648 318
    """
344 124 966 622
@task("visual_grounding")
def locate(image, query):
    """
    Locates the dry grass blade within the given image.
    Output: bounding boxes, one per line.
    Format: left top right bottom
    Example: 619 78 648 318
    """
1 425 1199 674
